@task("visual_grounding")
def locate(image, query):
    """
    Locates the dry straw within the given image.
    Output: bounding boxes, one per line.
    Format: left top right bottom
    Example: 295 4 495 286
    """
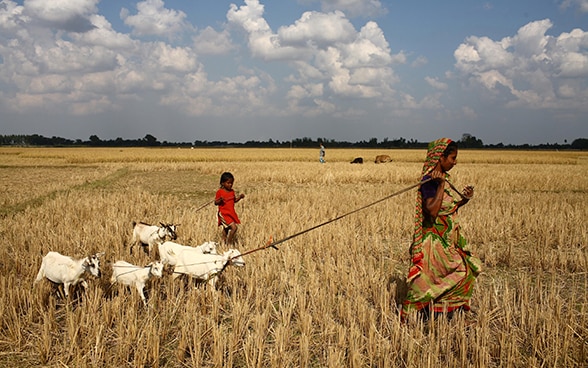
0 147 586 367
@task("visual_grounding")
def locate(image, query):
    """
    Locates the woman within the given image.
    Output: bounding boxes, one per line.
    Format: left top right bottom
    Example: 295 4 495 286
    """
401 138 481 322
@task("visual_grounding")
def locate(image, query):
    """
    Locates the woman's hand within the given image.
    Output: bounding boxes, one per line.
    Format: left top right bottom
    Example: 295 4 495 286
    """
430 163 445 182
462 185 474 200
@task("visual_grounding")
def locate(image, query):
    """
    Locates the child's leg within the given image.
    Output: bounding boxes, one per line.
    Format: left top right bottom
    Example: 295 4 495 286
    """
226 223 238 245
221 226 230 244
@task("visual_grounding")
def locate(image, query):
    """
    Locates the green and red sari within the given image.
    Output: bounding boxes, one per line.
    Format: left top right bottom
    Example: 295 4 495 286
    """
401 138 481 321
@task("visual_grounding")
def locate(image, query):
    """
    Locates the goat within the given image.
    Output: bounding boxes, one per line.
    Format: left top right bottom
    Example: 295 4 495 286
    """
158 240 218 267
34 251 103 297
130 221 178 255
110 260 164 306
172 249 245 289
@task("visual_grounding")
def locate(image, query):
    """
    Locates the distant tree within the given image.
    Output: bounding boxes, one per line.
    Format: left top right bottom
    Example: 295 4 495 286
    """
89 135 101 146
459 133 483 148
143 134 159 146
571 138 588 149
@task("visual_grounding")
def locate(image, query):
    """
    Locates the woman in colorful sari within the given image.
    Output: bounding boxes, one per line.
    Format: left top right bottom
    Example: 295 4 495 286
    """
401 138 481 322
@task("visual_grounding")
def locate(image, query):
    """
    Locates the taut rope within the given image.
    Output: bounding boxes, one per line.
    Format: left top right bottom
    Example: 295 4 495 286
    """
233 177 434 262
194 199 214 212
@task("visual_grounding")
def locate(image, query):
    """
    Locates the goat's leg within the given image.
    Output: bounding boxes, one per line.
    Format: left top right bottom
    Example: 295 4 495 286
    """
137 285 147 306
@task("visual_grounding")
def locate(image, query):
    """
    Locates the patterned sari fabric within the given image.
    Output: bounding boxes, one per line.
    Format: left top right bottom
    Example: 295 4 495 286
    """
401 138 481 321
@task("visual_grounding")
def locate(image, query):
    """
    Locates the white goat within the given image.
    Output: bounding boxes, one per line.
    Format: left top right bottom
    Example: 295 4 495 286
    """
172 249 245 288
158 240 218 266
110 260 164 306
34 251 103 297
130 221 178 255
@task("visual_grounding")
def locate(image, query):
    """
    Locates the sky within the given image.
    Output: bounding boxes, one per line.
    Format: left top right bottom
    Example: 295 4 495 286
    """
0 0 587 145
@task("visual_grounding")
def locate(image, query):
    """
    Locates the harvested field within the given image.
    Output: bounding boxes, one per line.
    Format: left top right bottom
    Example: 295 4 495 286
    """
0 147 586 367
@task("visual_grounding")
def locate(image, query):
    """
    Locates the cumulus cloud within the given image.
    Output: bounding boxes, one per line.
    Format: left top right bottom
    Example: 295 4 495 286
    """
278 11 356 47
425 76 448 90
227 0 302 60
23 0 97 32
0 0 429 123
0 0 284 121
560 0 588 12
193 27 235 55
0 0 29 31
228 0 405 113
121 0 190 38
411 56 428 68
454 19 588 109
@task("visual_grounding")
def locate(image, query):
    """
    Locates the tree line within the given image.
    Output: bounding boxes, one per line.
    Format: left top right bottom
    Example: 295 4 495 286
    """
1 133 587 150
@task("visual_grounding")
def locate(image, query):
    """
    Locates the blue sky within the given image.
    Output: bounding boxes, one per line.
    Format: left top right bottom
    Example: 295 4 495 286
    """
0 0 587 145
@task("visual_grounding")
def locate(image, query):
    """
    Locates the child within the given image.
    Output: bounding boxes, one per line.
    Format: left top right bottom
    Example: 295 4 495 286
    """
215 172 245 245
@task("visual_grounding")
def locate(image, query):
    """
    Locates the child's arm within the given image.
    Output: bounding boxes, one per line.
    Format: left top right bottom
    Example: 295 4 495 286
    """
214 191 224 206
235 193 245 203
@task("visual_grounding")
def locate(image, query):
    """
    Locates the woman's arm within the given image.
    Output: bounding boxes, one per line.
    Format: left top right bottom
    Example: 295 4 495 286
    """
423 165 446 218
424 181 445 218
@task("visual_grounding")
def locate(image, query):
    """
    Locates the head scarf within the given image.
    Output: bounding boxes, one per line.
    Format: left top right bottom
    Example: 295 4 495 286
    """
407 138 453 281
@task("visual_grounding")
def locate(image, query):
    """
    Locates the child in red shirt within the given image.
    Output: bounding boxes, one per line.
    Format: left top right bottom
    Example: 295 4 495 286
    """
215 172 245 245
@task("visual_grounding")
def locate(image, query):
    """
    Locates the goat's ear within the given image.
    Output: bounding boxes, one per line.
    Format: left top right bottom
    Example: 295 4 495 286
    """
96 252 105 258
160 222 165 227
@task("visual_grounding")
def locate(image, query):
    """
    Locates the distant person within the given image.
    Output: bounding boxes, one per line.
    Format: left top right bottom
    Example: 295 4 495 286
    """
319 143 325 163
215 172 245 246
401 138 480 322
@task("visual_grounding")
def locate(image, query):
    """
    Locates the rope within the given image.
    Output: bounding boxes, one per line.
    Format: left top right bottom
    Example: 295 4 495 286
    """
111 264 152 278
177 179 433 280
445 180 470 200
194 200 214 212
234 177 434 261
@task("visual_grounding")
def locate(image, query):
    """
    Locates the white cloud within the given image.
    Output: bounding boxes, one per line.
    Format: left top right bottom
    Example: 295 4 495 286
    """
0 0 410 123
227 0 270 34
227 0 302 61
411 56 428 68
144 42 199 73
0 0 28 31
161 72 278 117
560 0 588 12
228 0 402 109
193 27 235 55
73 15 137 50
278 11 356 47
121 0 189 38
425 76 448 90
24 0 98 32
454 19 588 109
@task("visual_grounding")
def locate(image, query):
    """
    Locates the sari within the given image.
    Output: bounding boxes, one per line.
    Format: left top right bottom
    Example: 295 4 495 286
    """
401 138 481 321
